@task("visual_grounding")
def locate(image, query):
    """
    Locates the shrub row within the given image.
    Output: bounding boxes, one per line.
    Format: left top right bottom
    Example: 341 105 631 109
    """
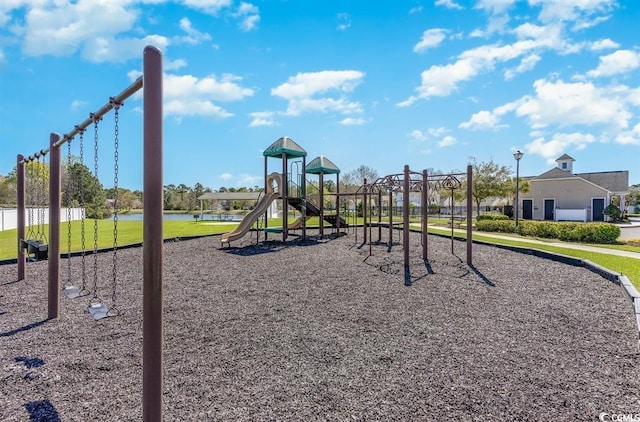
475 220 621 244
477 214 509 221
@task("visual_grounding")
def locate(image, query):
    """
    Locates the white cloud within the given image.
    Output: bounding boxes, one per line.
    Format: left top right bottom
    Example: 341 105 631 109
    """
219 173 233 181
83 34 170 63
176 17 212 45
515 79 632 130
587 50 640 78
409 6 423 14
164 73 254 119
165 99 232 119
529 0 616 24
408 130 427 141
410 40 534 99
165 73 254 101
616 123 640 145
414 58 477 98
340 117 366 126
413 28 447 53
428 127 448 137
336 13 351 31
459 110 504 130
460 101 519 130
474 0 518 34
271 70 365 117
504 53 541 79
181 0 233 15
434 0 463 10
249 111 277 127
70 99 88 111
590 38 620 51
438 135 457 147
21 1 139 58
165 58 188 71
525 132 596 162
233 2 260 31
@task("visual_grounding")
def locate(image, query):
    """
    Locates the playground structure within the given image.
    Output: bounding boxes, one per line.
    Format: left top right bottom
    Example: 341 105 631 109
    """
219 140 473 286
8 50 474 422
14 46 164 422
347 165 473 285
221 136 347 245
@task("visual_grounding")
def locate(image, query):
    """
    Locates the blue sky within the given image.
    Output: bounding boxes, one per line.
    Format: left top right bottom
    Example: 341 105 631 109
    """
1 0 639 191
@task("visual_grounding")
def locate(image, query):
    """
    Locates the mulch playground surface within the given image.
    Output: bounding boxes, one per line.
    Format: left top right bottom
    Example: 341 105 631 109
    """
1 229 639 421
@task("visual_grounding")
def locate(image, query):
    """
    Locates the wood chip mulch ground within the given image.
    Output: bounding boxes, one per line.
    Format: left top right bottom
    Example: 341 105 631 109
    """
1 229 639 421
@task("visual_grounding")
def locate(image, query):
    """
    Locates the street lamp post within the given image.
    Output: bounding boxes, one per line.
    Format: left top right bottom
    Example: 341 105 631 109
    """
513 150 524 231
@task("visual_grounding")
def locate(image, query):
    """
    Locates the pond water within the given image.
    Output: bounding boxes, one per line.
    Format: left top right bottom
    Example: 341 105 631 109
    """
115 213 243 221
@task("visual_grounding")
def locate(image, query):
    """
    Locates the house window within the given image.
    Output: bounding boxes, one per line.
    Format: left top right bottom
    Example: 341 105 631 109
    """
562 162 567 169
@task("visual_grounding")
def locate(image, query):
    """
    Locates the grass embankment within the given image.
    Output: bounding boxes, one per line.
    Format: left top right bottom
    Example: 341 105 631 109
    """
0 220 238 261
425 224 640 290
2 217 639 291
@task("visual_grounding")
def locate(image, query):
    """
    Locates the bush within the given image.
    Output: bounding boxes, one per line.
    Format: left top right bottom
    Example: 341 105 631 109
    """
489 220 621 244
603 204 622 222
475 220 515 233
477 214 509 221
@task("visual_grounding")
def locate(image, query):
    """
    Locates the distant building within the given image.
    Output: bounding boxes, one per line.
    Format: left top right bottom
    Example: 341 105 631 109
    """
522 154 629 222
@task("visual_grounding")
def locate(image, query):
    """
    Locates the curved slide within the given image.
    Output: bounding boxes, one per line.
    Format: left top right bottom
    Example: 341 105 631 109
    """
287 215 311 230
221 173 283 244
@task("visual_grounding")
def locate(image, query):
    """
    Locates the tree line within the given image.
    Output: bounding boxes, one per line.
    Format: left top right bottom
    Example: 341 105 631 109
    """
2 158 639 217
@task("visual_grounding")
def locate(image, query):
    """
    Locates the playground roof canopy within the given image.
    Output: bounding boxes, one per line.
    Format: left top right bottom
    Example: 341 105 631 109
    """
263 136 307 158
306 156 340 175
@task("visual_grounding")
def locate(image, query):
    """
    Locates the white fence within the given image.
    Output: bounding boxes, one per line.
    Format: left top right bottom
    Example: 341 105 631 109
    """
555 208 588 222
0 208 84 231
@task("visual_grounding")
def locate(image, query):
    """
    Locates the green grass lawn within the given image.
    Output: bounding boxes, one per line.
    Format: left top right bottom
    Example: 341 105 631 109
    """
0 219 238 260
2 217 639 291
425 225 640 290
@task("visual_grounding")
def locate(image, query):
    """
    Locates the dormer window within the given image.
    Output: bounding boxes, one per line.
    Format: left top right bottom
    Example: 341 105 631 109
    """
555 154 575 173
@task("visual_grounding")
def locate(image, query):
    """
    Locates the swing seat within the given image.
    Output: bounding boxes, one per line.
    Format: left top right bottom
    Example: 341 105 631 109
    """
88 302 113 320
22 239 48 261
62 286 88 299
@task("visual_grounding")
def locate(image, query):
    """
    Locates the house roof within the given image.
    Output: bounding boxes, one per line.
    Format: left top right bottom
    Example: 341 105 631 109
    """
532 167 574 180
306 156 340 175
555 154 575 162
263 136 307 158
532 168 629 194
576 171 629 193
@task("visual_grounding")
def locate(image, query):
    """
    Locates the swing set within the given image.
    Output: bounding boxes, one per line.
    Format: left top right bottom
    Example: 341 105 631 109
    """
15 45 165 421
58 105 122 321
19 150 49 261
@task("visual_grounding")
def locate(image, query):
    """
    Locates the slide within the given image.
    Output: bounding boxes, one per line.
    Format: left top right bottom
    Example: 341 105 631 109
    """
221 192 279 243
221 172 282 244
288 215 311 230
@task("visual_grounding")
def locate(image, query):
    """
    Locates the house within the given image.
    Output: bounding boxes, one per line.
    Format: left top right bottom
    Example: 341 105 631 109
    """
522 154 629 222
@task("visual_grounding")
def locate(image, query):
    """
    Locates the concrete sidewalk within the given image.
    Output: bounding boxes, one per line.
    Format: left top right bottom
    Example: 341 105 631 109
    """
414 223 640 260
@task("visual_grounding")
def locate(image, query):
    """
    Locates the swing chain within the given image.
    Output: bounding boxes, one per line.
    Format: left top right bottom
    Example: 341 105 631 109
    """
111 98 122 312
91 114 101 299
78 127 87 290
66 139 73 283
26 161 34 239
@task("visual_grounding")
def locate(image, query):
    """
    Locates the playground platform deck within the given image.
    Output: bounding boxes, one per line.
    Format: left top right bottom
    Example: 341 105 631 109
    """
1 230 638 420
